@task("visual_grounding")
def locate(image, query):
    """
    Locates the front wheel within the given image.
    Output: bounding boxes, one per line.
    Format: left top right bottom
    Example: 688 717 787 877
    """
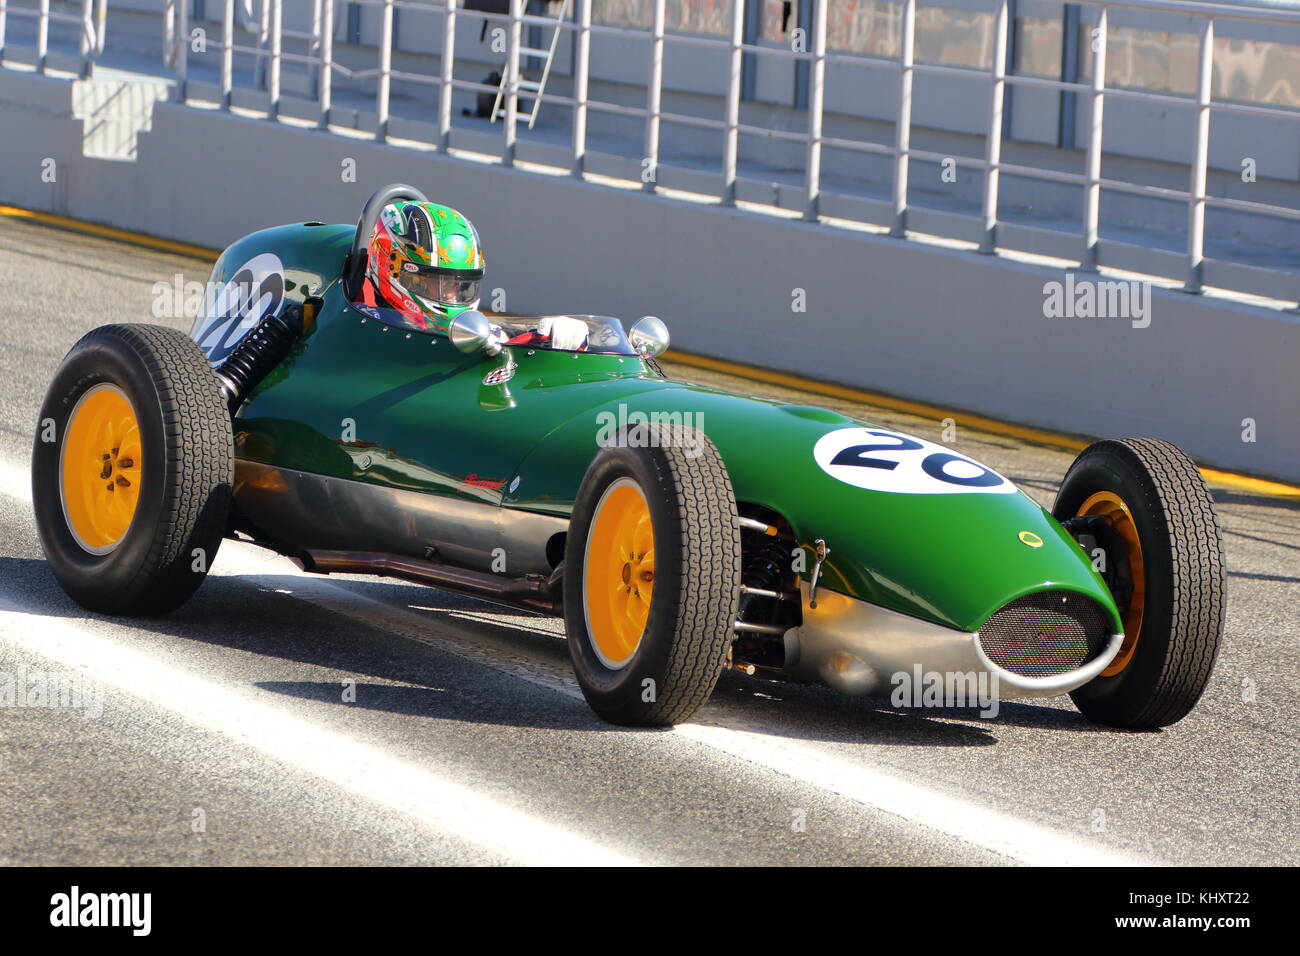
32 324 233 615
563 428 741 726
1054 438 1225 729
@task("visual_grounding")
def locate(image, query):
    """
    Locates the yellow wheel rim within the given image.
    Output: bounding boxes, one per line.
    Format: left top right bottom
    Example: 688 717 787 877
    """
582 478 655 670
1077 490 1145 677
59 384 143 554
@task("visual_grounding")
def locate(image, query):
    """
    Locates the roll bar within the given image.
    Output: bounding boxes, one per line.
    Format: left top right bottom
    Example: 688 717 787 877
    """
344 183 429 298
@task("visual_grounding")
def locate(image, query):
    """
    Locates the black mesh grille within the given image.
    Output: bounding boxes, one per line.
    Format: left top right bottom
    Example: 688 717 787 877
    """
977 591 1111 679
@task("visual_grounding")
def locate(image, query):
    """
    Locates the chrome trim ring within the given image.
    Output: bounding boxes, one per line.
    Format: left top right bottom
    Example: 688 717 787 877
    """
973 631 1124 694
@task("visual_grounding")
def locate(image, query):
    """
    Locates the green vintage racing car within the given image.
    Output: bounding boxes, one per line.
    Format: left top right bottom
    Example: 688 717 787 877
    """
33 185 1226 729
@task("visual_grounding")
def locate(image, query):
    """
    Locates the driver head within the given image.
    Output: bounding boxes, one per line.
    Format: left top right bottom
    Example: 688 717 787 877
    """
366 201 485 334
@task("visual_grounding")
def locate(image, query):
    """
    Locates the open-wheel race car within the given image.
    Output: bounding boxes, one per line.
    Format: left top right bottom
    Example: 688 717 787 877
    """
33 185 1226 729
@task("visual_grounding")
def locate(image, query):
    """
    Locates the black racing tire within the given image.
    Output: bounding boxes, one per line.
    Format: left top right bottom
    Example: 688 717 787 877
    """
564 429 742 726
1053 438 1225 729
32 324 233 616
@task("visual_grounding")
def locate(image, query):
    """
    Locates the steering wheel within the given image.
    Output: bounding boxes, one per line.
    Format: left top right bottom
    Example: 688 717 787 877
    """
345 183 429 298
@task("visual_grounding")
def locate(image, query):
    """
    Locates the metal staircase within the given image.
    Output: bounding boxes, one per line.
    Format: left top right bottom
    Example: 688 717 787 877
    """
490 0 570 129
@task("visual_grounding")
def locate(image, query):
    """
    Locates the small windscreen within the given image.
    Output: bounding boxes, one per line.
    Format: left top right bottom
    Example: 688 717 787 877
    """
493 315 636 355
404 269 481 308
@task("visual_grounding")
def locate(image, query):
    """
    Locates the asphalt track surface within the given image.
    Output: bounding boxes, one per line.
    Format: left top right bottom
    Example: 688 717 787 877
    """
0 215 1296 866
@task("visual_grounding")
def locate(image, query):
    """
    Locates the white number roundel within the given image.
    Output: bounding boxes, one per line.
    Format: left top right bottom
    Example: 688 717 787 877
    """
192 253 286 366
813 427 1017 495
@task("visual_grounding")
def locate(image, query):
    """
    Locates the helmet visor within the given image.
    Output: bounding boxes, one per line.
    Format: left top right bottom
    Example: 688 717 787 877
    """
405 267 482 308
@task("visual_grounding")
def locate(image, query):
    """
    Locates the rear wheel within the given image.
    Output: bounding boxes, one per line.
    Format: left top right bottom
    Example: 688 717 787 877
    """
1054 438 1225 729
564 430 741 726
33 324 233 615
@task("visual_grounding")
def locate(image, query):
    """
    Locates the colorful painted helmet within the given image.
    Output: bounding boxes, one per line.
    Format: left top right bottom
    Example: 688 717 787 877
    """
366 200 485 334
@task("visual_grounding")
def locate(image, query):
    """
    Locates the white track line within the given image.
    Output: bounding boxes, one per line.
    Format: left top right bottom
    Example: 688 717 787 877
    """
673 722 1136 865
0 599 639 867
1 462 1140 866
0 463 29 503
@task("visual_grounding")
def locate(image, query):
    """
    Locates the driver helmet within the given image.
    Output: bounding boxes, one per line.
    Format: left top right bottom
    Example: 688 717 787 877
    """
366 201 485 334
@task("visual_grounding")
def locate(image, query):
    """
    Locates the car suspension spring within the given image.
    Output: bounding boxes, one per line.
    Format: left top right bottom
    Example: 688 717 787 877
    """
215 303 306 412
734 535 798 668
743 538 791 598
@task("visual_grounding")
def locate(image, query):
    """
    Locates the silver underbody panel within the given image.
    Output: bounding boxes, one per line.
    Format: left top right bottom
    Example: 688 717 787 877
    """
783 582 1123 699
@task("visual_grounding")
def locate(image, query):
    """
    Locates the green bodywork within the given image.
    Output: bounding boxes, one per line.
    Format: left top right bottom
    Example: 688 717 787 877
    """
201 223 1123 636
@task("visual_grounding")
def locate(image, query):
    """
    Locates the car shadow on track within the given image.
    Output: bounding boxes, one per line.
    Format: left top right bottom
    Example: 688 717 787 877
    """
0 555 1125 744
254 679 558 725
235 572 1121 745
711 670 1135 741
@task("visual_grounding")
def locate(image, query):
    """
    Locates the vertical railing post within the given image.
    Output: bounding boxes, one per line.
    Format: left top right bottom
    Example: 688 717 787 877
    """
980 0 1009 252
0 0 8 66
803 0 828 221
94 0 106 57
268 0 282 119
319 0 334 126
79 0 94 77
503 0 522 166
722 0 745 205
258 0 271 91
891 0 916 236
438 0 457 149
37 0 50 74
309 0 322 100
571 0 591 176
174 0 188 100
221 0 234 109
1058 3 1081 148
255 0 269 91
643 0 665 193
164 0 175 71
1185 17 1214 293
377 0 394 141
1081 6 1107 271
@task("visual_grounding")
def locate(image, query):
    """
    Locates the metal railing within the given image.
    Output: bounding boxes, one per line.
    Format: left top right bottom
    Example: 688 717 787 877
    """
10 0 1300 302
0 0 105 77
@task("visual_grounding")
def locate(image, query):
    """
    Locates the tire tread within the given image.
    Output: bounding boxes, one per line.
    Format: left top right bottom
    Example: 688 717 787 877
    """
647 434 741 724
1059 438 1225 728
